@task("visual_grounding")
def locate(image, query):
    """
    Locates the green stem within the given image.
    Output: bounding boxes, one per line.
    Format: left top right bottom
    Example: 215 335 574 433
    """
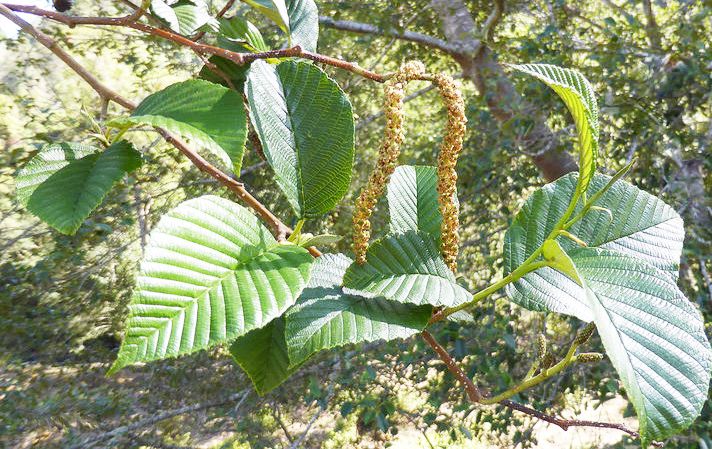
480 338 581 405
441 168 591 319
443 260 548 317
287 219 306 242
564 159 636 230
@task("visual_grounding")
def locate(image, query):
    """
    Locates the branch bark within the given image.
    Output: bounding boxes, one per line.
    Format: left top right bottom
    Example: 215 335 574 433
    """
2 3 388 82
429 0 578 182
319 16 463 55
421 330 661 446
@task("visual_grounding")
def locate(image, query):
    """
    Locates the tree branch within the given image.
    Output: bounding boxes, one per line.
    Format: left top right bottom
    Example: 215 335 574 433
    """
318 16 463 56
421 329 660 446
481 0 505 44
1 3 388 82
421 330 482 401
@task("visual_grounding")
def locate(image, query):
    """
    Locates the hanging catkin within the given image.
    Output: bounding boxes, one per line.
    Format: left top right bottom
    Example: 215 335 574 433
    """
431 73 466 272
352 63 465 271
352 61 426 264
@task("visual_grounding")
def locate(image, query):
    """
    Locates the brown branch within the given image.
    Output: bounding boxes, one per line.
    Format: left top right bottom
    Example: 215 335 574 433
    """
421 330 660 446
1 3 388 82
421 330 482 401
0 4 135 109
481 0 505 44
500 400 662 447
0 3 318 254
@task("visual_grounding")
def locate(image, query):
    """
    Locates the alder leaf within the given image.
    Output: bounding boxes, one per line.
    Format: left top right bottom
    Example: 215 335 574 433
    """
286 0 318 52
230 317 298 395
285 254 432 366
109 195 313 374
343 231 471 307
111 80 247 174
243 0 290 33
386 165 455 243
574 248 712 446
217 16 268 52
246 60 354 218
15 141 142 234
504 173 684 320
509 64 599 195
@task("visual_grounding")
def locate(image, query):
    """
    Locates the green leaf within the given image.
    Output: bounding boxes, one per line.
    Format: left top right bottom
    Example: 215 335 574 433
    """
286 0 318 52
197 56 250 90
243 0 290 33
509 64 599 195
173 0 216 35
246 60 354 218
386 165 456 243
504 173 684 320
150 0 216 34
112 80 247 174
150 0 180 31
15 141 142 234
574 248 711 446
109 195 313 374
285 254 432 366
230 317 297 395
343 231 471 307
217 16 268 52
541 239 582 286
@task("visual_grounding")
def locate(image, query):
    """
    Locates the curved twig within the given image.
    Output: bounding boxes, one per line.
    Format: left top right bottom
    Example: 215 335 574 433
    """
420 330 661 446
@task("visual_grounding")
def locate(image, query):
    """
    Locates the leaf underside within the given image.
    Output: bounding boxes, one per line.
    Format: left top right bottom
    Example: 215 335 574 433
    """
510 63 599 194
575 248 711 445
286 0 319 52
15 140 142 234
504 173 710 445
504 173 684 321
109 195 313 374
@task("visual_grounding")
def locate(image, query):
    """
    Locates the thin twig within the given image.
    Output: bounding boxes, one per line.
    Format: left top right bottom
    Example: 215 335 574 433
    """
318 16 462 56
481 0 505 44
2 4 389 82
68 389 250 449
420 330 660 446
421 330 482 401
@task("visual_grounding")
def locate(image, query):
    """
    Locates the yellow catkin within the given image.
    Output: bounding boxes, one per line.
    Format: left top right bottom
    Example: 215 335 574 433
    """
432 73 466 273
352 61 426 264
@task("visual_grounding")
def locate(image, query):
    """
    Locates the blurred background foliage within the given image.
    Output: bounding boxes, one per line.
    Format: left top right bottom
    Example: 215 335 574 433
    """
0 0 710 448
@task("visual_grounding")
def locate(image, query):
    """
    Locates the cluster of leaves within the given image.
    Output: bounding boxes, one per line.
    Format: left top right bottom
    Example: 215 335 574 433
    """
8 1 711 447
